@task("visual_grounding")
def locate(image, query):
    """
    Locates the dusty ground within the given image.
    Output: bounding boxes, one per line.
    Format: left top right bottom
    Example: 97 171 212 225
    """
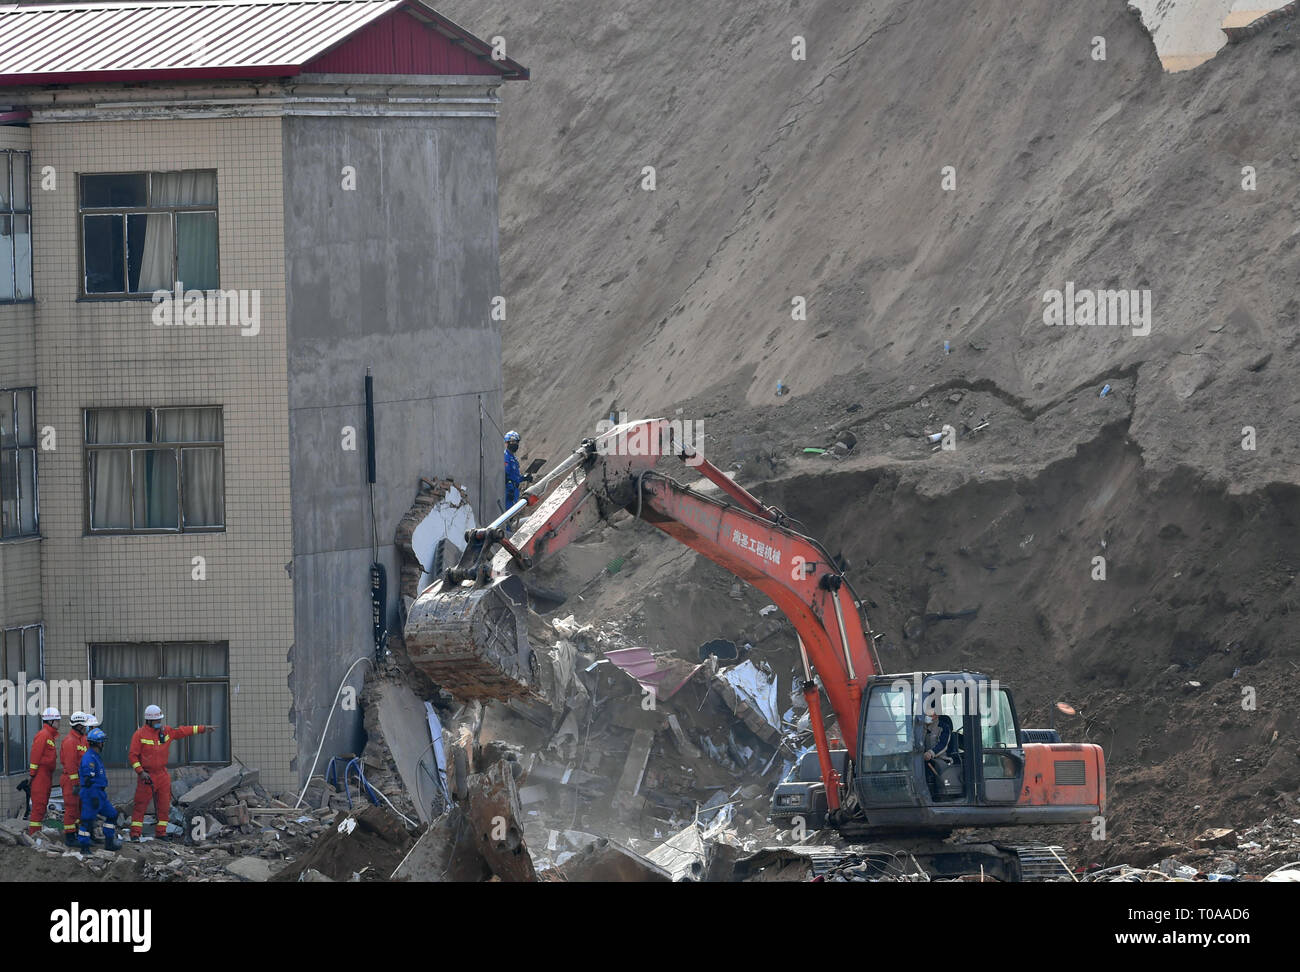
425 0 1299 863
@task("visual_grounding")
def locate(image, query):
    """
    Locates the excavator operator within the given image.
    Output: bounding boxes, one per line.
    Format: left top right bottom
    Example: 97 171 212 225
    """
921 711 953 796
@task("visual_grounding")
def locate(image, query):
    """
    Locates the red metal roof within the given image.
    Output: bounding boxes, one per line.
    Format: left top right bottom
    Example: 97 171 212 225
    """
0 0 528 86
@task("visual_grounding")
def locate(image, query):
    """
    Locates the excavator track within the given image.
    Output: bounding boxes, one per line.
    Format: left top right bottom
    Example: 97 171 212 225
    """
731 839 1075 882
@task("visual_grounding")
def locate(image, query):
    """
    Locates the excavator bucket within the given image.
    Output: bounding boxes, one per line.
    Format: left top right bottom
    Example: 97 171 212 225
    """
404 573 544 701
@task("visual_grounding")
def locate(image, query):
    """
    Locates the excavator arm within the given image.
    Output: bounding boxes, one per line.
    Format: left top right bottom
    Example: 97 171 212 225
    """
404 419 880 809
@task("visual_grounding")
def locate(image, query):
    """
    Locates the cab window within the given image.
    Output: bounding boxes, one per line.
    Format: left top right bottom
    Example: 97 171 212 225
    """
980 688 1019 779
861 683 911 771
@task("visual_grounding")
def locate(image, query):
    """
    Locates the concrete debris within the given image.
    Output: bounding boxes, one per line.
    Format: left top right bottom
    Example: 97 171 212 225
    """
551 838 674 882
552 614 595 646
175 764 258 809
611 728 656 811
666 714 703 759
226 856 276 882
363 677 439 823
391 758 536 882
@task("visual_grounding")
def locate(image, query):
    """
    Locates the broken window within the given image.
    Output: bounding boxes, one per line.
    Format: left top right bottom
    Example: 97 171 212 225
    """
85 406 224 533
0 150 32 303
90 642 230 767
0 387 38 538
79 170 218 297
2 624 43 776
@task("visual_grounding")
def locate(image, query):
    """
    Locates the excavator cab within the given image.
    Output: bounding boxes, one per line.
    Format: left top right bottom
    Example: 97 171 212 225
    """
838 671 1101 835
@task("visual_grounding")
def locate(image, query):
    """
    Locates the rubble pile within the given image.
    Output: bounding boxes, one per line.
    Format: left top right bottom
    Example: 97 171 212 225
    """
1082 815 1300 882
436 610 816 875
0 762 367 882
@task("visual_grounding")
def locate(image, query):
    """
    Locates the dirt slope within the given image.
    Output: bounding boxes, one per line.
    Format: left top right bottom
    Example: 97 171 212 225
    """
448 0 1297 491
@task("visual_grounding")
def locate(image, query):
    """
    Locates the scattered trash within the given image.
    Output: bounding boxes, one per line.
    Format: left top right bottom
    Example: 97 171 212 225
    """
776 381 789 396
1100 384 1111 397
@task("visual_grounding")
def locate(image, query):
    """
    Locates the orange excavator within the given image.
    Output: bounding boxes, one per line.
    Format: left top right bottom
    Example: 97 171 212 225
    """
405 418 1105 878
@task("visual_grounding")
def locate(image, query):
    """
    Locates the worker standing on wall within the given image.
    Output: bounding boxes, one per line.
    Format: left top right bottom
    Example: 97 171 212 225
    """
25 706 60 837
504 430 533 507
128 705 213 841
59 711 93 847
78 728 121 852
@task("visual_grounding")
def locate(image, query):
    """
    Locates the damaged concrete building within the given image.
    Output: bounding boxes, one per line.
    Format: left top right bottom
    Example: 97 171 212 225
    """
0 0 525 814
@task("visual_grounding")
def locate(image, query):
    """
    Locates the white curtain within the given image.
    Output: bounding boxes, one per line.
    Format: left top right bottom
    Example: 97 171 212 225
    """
13 215 30 301
136 213 173 293
163 642 227 677
87 409 145 530
133 448 177 529
161 408 223 527
4 630 23 772
138 172 216 292
91 642 158 679
151 171 216 206
0 215 13 301
187 684 228 762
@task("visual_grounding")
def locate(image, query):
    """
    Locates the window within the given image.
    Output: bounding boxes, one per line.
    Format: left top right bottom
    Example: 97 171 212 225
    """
90 642 230 767
980 688 1020 780
0 150 32 303
860 682 913 772
2 625 43 776
85 406 224 533
79 170 217 297
1 387 38 538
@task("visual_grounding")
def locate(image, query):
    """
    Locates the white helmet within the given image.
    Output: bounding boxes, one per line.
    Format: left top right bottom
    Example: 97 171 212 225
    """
84 714 100 728
144 704 163 721
70 711 89 728
42 706 60 721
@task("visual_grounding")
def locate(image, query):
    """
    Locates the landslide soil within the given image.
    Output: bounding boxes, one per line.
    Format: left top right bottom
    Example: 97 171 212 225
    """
438 0 1300 862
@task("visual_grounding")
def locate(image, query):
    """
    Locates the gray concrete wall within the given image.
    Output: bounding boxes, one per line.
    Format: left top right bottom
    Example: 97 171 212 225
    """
281 114 505 780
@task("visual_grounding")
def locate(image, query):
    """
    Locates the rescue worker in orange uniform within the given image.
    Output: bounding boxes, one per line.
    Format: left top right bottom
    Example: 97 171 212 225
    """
128 704 214 840
26 706 61 836
59 711 93 847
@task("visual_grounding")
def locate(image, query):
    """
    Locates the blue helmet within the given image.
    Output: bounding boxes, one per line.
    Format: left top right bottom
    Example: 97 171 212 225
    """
87 727 107 744
504 430 520 444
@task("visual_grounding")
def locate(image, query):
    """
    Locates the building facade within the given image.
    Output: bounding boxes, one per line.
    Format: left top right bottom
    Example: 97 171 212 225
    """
0 0 524 816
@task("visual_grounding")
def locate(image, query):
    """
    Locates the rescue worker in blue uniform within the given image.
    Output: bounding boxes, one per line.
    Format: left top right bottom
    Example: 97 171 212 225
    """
504 430 532 506
77 727 122 852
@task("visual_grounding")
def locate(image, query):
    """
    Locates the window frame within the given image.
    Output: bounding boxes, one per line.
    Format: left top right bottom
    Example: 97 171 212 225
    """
83 405 225 535
77 170 219 301
0 386 39 539
2 623 44 776
0 149 33 304
88 641 231 768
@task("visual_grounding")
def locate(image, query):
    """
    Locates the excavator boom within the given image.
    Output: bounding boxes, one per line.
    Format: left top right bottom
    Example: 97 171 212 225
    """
405 418 879 800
